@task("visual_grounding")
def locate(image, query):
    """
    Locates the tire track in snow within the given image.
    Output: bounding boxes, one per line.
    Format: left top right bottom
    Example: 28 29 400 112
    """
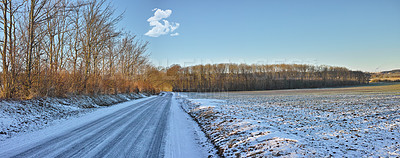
94 97 168 157
124 95 171 158
8 95 172 158
54 98 166 157
145 97 171 158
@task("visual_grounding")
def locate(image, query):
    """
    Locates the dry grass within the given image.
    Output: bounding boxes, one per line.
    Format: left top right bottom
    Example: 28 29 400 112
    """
370 78 400 82
338 82 400 93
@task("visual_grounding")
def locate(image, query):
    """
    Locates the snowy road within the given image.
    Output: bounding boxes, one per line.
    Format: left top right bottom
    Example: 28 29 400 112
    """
1 94 173 158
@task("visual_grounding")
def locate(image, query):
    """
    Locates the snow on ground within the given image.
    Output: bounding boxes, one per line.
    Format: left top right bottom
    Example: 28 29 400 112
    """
1 92 219 158
165 93 218 158
0 96 154 155
0 93 144 141
177 92 400 157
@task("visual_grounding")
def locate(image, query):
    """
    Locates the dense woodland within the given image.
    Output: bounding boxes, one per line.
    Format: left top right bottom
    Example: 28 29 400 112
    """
0 0 169 99
166 64 370 92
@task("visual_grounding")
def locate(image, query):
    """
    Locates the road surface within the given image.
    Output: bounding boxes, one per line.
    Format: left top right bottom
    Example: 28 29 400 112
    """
4 93 172 158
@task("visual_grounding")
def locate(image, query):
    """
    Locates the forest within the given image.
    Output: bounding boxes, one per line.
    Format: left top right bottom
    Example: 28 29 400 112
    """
0 0 371 99
0 0 169 99
166 64 370 92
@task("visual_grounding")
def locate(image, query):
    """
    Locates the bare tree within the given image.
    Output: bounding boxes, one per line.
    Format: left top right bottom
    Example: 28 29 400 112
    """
0 0 156 99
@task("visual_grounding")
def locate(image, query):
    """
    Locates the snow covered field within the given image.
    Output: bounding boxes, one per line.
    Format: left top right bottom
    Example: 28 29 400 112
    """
177 87 400 157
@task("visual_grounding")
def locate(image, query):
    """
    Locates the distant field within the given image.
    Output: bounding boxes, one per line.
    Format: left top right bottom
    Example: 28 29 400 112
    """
196 82 400 97
370 78 400 83
178 83 400 157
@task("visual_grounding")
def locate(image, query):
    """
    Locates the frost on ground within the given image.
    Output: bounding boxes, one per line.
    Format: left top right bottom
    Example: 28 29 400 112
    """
165 93 218 158
0 93 144 141
177 92 400 157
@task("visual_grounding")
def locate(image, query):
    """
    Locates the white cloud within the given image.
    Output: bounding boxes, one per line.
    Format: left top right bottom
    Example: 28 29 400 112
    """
170 32 179 36
148 8 171 22
145 8 180 37
170 23 180 32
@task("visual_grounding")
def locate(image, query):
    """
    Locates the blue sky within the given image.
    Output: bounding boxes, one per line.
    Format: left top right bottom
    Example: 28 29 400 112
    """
113 0 400 72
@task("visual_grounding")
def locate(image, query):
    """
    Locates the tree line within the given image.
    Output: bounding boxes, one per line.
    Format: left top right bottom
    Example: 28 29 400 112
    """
166 64 370 92
0 0 160 99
